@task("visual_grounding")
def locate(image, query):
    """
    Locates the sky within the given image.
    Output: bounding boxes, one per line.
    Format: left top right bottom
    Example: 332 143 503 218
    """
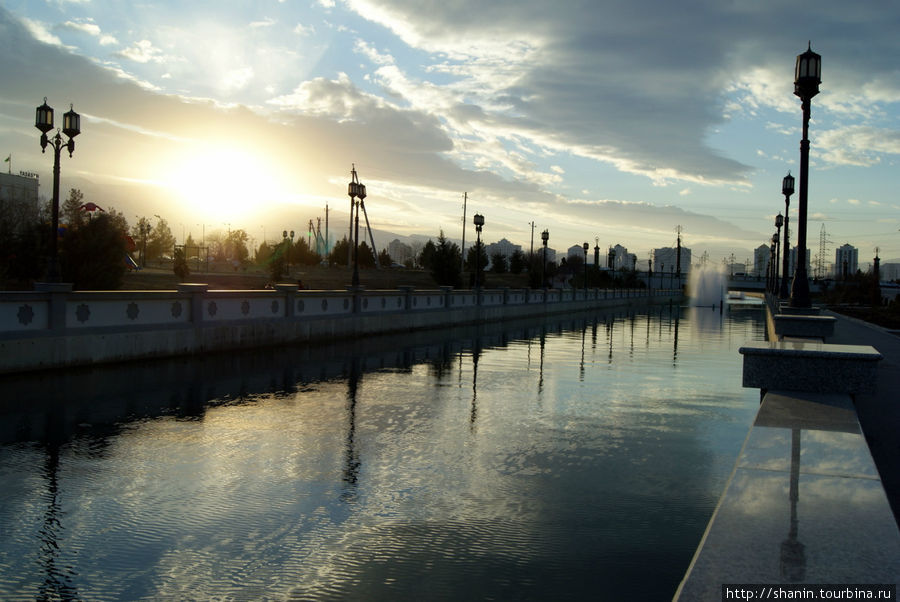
1 0 898 269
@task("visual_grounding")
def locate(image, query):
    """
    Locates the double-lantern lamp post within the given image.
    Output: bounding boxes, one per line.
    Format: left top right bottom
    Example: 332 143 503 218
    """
35 97 80 282
347 165 366 287
283 230 295 277
541 229 549 289
789 43 821 308
780 172 794 299
473 213 484 290
582 242 589 292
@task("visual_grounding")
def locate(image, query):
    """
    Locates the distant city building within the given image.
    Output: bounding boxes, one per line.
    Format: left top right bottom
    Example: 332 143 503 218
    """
605 244 635 270
0 171 40 232
484 238 521 261
387 239 413 264
880 263 900 281
754 244 770 278
653 246 692 275
834 243 858 279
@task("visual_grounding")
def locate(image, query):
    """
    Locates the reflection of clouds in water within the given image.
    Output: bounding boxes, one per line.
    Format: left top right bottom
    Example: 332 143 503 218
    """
0 307 768 600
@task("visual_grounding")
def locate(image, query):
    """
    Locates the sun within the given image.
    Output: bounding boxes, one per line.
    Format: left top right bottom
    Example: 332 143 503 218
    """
166 146 287 224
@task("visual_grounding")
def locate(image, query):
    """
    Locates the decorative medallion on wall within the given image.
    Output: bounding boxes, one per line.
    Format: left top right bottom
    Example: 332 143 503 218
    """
171 301 183 318
208 301 218 316
271 300 279 314
126 302 140 320
76 303 91 323
17 304 34 325
241 300 251 315
297 300 305 313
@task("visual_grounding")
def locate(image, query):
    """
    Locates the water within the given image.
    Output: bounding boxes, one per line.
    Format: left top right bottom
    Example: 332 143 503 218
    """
0 304 766 600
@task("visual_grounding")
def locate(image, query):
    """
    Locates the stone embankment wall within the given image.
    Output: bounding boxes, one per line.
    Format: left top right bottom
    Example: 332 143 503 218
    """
0 284 681 373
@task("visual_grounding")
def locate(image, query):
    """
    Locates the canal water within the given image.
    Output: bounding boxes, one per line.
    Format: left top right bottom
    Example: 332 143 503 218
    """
0 302 766 600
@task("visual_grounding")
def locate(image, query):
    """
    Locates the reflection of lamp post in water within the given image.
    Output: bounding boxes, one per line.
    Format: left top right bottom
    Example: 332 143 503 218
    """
781 429 806 581
341 357 362 501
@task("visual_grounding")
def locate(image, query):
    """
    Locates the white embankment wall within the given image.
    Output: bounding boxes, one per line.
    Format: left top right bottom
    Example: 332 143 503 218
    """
0 284 682 373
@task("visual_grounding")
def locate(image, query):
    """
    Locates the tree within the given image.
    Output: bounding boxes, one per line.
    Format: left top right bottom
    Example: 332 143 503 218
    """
131 217 153 267
419 240 437 271
224 228 250 264
61 188 85 229
357 241 376 268
148 218 176 263
430 231 462 287
328 237 351 267
490 251 508 274
173 246 190 280
509 249 526 274
255 241 273 265
60 212 127 289
378 248 392 266
465 242 489 274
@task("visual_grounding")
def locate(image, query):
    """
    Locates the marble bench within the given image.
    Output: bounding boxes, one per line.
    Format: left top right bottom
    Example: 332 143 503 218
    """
772 314 836 341
739 341 882 396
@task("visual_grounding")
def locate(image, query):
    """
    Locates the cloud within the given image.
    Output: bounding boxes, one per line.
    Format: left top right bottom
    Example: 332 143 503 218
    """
115 39 168 64
249 17 277 28
818 126 900 167
61 19 101 36
20 17 63 46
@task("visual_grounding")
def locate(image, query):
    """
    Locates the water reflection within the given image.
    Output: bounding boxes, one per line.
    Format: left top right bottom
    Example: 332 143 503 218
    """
0 305 767 600
342 358 362 498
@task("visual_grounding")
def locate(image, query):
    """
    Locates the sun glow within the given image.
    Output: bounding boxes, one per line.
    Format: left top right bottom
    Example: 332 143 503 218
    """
166 146 290 223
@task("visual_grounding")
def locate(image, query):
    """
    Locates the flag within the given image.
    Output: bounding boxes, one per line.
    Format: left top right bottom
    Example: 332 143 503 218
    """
3 154 9 162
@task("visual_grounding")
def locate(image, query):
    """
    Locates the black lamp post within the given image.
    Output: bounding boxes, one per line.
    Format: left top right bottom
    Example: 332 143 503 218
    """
771 232 780 293
789 43 821 308
35 98 80 282
347 165 365 287
541 229 549 289
582 242 589 292
780 172 794 298
774 213 783 293
473 213 484 289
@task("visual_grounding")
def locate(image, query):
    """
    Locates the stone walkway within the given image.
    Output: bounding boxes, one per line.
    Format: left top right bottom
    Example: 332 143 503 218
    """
825 310 900 525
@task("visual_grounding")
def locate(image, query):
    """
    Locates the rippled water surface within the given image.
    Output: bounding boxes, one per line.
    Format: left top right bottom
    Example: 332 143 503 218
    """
0 303 766 600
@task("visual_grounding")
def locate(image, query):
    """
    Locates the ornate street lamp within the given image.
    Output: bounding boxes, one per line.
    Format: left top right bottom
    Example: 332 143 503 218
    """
541 229 549 289
774 213 784 293
582 242 589 292
35 98 80 282
789 43 821 308
347 165 365 287
473 213 484 289
780 172 794 298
